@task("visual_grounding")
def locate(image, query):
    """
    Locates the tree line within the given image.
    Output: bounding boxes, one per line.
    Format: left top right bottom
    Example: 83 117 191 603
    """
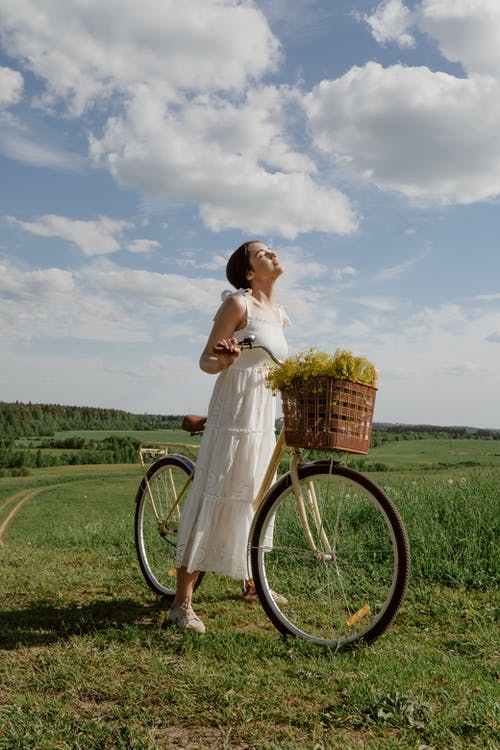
371 423 500 442
0 435 141 477
0 401 182 442
0 401 186 476
3 401 498 441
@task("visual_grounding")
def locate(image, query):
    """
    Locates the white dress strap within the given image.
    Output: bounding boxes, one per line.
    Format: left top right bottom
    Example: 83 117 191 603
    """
217 288 251 322
277 305 291 327
221 288 252 301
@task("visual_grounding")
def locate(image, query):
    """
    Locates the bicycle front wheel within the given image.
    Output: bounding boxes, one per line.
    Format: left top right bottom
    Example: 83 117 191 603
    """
135 455 203 598
250 461 410 648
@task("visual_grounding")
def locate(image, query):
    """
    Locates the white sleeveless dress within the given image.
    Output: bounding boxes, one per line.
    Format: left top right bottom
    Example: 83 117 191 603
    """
175 292 289 580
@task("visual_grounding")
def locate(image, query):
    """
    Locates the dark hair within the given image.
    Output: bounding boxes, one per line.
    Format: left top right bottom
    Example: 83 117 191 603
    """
226 240 259 289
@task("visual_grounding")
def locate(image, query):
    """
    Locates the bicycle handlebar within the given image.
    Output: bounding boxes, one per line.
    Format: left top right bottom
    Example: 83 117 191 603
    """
238 335 283 364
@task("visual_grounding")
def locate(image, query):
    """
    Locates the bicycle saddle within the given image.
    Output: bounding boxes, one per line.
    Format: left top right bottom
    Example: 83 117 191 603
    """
181 414 207 433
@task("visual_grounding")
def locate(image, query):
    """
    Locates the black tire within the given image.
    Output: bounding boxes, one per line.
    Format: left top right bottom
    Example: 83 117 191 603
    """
250 461 410 647
134 455 204 598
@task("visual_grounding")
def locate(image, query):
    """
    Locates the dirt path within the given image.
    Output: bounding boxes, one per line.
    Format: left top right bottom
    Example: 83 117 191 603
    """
0 489 42 546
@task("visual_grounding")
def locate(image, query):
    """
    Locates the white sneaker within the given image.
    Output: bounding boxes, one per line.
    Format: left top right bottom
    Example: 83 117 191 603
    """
270 590 288 606
242 579 288 606
167 602 206 633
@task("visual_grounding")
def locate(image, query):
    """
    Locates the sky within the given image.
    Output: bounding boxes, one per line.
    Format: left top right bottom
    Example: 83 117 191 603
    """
0 0 499 428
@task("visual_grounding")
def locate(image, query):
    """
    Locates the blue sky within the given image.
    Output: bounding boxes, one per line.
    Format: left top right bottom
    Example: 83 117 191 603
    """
0 0 499 428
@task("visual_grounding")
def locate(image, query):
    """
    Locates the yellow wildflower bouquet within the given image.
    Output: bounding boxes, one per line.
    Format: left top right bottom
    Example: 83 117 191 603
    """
266 349 378 454
265 348 378 393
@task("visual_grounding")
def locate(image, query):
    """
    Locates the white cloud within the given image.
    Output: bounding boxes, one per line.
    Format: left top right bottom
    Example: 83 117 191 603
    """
376 248 430 281
270 248 342 345
199 255 228 271
333 265 358 281
277 248 328 286
0 256 225 350
0 130 83 171
0 260 74 300
302 1 500 206
6 214 131 256
406 302 465 337
0 65 23 110
0 254 253 347
0 0 281 115
363 0 500 77
128 239 160 255
0 0 356 238
363 0 415 48
82 259 224 313
181 86 315 175
303 61 500 204
361 297 500 425
468 293 500 302
419 0 500 78
89 85 356 238
388 300 500 369
0 258 148 344
356 295 399 312
486 331 500 343
198 171 356 238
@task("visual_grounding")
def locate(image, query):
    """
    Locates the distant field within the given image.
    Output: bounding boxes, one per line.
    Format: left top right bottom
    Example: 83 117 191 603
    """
15 430 202 462
367 437 500 469
19 428 200 445
17 431 500 470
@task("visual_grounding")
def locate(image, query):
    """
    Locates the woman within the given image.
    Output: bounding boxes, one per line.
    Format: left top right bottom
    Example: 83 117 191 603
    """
168 240 288 633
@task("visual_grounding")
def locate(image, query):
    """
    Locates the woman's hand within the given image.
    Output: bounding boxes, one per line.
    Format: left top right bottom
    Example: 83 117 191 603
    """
212 337 241 369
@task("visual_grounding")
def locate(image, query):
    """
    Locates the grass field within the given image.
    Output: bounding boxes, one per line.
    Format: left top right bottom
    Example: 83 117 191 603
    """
17 429 202 446
368 438 500 469
0 439 498 749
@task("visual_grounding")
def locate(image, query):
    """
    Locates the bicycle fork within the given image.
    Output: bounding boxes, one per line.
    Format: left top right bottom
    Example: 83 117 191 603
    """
289 451 334 562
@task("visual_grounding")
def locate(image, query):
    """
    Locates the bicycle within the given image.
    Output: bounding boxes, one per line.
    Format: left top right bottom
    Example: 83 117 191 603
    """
134 337 410 648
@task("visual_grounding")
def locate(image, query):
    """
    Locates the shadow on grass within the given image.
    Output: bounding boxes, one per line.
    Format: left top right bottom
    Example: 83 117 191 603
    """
0 596 170 649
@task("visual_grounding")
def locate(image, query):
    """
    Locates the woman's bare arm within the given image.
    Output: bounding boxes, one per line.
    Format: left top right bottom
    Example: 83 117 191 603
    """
199 294 247 374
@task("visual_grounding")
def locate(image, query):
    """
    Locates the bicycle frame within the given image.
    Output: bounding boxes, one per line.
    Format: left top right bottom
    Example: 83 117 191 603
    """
250 430 333 558
139 442 197 533
139 428 334 564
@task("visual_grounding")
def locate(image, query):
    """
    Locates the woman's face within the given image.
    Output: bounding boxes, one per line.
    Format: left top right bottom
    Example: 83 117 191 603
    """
247 242 283 281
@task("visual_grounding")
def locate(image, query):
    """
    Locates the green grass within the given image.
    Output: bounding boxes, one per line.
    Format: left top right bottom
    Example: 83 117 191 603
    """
0 460 498 749
367 437 500 469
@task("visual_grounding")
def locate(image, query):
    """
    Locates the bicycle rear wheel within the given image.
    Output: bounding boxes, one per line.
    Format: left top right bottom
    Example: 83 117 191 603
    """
250 461 410 648
135 455 204 598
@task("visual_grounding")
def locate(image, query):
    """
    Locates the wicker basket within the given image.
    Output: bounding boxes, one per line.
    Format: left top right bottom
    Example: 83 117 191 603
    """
280 376 376 454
